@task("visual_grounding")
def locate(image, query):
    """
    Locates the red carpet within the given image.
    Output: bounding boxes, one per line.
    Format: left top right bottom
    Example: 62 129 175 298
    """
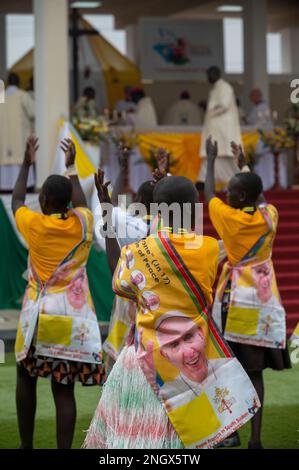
202 189 299 337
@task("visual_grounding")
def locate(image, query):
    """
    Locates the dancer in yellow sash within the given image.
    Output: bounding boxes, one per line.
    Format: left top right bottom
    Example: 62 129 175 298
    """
204 137 291 449
103 146 168 372
84 171 260 449
12 137 103 449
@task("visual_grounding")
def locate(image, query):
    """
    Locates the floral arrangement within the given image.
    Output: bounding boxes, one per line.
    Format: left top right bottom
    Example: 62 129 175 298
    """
72 116 109 144
258 127 295 153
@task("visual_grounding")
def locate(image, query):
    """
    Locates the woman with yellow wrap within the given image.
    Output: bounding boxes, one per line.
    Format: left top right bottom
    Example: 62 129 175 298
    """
204 137 291 449
84 172 259 449
12 137 103 449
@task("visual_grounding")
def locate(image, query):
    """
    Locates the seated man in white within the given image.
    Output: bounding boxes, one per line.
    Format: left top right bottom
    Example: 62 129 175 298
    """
163 91 201 126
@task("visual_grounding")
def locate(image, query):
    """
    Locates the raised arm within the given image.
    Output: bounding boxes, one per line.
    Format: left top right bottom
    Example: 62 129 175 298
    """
95 168 120 274
111 145 131 206
152 147 171 183
231 141 248 173
12 136 39 215
60 138 87 208
204 136 218 203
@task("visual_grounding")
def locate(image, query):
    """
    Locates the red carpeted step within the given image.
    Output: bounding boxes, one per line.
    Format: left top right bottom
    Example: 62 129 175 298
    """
274 234 299 247
280 286 299 301
276 271 299 287
265 190 299 200
267 201 299 212
272 259 299 273
277 222 299 235
287 319 298 336
282 299 299 315
272 246 299 260
275 211 299 222
285 311 299 323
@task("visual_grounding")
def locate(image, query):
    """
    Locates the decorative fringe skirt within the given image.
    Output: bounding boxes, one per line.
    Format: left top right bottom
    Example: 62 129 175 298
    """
83 345 183 449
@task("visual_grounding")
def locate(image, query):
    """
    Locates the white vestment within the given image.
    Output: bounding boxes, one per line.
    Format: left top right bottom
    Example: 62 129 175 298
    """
0 86 35 166
247 102 273 131
133 97 158 128
163 99 201 126
0 86 35 190
198 79 241 184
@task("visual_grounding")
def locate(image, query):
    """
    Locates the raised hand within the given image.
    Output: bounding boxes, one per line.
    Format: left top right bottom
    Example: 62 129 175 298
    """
156 147 170 174
206 136 218 162
152 147 170 183
60 138 76 168
94 167 112 204
24 136 39 167
117 144 131 170
152 167 166 183
231 141 246 170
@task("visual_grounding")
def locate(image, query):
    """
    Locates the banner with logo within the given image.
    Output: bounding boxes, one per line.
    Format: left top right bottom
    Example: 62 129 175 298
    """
138 18 224 81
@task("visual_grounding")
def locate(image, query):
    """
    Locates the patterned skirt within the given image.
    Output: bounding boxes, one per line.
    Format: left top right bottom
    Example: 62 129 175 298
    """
19 345 104 386
83 345 183 449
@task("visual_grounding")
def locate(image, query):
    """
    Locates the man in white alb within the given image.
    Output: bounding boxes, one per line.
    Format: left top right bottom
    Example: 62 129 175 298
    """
0 73 35 191
198 66 241 189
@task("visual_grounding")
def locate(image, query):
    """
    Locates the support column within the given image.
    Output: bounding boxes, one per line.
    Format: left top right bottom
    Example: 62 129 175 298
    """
125 24 139 63
34 0 69 188
281 27 299 75
243 0 269 111
0 15 7 82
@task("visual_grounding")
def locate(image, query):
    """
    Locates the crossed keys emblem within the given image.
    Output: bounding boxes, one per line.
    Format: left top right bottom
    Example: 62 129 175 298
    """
213 387 236 414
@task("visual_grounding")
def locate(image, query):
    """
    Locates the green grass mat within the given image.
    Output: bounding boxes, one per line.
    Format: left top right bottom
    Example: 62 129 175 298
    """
0 353 298 449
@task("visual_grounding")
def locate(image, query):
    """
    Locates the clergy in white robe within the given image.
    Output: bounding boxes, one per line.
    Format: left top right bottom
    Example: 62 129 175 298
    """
163 91 201 126
247 89 273 131
198 67 241 186
0 73 35 190
246 88 287 190
134 97 158 128
130 88 158 129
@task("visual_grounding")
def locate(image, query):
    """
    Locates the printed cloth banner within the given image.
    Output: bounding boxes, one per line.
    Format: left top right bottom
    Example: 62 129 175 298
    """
15 208 102 363
113 232 260 449
0 195 114 321
103 296 136 361
138 18 224 81
212 205 286 349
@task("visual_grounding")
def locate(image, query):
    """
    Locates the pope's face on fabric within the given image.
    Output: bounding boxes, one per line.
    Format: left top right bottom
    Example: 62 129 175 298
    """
132 272 144 285
66 272 88 309
158 317 208 383
252 262 273 303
